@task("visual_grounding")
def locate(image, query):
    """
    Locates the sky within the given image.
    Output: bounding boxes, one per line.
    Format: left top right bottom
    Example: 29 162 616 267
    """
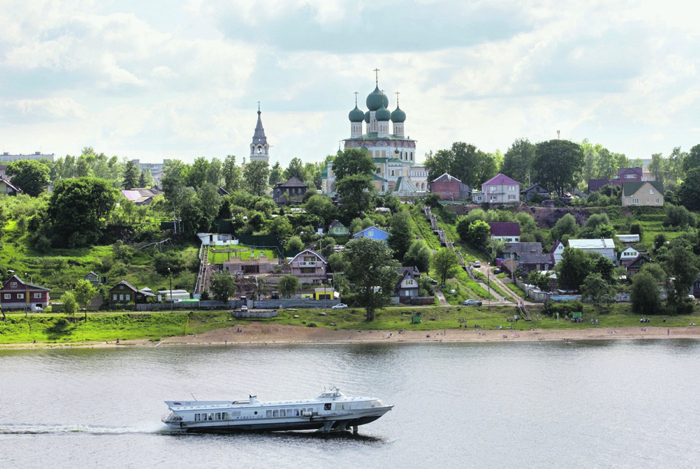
1 0 699 166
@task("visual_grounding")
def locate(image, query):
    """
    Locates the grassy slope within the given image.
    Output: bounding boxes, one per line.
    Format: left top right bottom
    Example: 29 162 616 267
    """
0 220 198 298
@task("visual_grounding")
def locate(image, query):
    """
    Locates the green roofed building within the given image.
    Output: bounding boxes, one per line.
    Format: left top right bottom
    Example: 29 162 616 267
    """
322 72 428 196
621 181 664 206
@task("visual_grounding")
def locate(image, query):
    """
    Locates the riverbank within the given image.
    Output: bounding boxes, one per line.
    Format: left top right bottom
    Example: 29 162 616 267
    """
2 322 700 349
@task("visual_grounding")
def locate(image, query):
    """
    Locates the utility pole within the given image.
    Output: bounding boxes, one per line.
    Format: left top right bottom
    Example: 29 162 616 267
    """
168 267 173 313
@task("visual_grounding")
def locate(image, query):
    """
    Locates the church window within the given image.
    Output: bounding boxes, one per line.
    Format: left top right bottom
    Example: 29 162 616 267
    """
391 170 395 176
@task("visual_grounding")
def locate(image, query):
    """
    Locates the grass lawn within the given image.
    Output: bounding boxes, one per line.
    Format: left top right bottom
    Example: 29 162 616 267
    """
408 206 441 250
505 283 526 299
3 304 698 343
209 247 277 264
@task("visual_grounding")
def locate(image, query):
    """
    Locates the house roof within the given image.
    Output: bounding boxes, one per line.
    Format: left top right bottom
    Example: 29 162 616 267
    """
568 238 615 249
488 222 521 237
0 178 20 192
84 271 99 278
503 242 543 255
482 173 520 187
623 253 651 268
353 226 389 238
432 172 463 184
111 279 155 296
398 266 420 277
618 167 643 177
289 249 328 265
521 184 549 194
329 220 347 230
587 178 611 192
621 180 665 197
395 270 418 290
278 176 307 188
519 252 554 265
1 274 50 291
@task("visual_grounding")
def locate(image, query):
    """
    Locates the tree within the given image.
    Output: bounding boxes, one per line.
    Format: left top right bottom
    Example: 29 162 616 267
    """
331 148 375 181
285 235 304 251
466 220 490 248
305 195 335 225
243 161 270 196
138 168 154 188
6 160 50 197
678 168 700 211
318 237 336 259
188 157 210 190
198 183 222 229
284 157 308 182
335 174 373 219
432 248 460 285
154 252 186 276
501 138 536 185
424 149 453 184
278 274 300 298
630 271 663 315
450 142 497 188
581 272 611 307
532 140 584 196
209 271 237 302
74 279 98 320
528 271 551 291
388 211 413 261
682 144 700 174
122 160 140 189
550 213 578 241
556 247 591 290
664 245 700 312
206 158 222 186
222 155 242 192
269 161 283 186
403 240 432 272
47 178 119 248
61 291 78 316
270 216 293 239
343 237 400 321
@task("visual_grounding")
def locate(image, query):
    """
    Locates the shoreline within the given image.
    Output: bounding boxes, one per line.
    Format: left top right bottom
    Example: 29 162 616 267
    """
2 323 700 350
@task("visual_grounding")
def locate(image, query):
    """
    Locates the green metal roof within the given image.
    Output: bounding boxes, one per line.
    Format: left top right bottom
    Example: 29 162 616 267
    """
344 134 415 142
622 181 665 197
391 106 406 122
348 105 365 122
371 173 387 181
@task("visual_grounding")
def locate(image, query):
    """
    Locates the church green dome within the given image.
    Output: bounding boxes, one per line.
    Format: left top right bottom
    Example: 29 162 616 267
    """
376 102 391 121
366 86 389 111
364 111 370 123
349 105 365 122
391 106 406 123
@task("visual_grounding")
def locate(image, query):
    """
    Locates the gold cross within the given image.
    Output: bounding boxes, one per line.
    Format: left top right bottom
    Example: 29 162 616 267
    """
373 68 380 85
354 91 358 106
395 91 400 106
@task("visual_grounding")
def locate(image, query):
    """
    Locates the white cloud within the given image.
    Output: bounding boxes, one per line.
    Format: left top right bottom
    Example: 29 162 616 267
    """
7 97 86 118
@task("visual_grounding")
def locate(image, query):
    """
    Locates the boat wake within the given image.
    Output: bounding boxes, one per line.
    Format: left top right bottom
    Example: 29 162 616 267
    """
0 423 175 435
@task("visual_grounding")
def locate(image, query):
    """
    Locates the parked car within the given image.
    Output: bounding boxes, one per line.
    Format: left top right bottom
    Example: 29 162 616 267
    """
463 299 482 306
428 277 438 285
332 303 348 309
473 261 481 268
240 305 248 312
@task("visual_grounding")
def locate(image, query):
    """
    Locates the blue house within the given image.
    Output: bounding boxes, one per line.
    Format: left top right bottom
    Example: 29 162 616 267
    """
352 226 389 242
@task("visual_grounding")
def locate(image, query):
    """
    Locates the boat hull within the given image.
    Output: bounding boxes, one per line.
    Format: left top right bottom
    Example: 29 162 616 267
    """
175 415 383 433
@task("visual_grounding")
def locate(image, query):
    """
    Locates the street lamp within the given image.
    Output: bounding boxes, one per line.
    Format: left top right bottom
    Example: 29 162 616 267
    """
168 267 173 313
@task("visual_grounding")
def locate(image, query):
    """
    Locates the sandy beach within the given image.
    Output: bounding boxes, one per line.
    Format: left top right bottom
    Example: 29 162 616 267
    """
3 323 700 349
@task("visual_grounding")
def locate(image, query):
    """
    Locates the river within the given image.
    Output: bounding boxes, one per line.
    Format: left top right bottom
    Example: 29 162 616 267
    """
1 340 699 468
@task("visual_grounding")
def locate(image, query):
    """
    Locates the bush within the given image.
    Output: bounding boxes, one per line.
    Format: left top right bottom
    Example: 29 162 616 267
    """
545 300 583 316
34 235 51 253
154 251 186 276
629 222 643 237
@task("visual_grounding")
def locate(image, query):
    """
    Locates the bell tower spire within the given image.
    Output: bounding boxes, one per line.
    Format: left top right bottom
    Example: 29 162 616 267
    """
250 102 269 164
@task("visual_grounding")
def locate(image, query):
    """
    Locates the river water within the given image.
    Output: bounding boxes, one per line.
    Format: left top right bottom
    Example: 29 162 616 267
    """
1 340 699 468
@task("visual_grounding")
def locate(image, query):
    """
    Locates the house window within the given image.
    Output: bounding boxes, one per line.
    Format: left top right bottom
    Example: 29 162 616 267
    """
34 293 41 298
656 198 660 204
119 294 124 301
113 294 118 301
489 186 496 192
125 294 130 301
17 294 24 299
508 185 515 191
650 189 654 194
633 198 639 205
508 195 515 200
3 294 10 299
625 174 636 179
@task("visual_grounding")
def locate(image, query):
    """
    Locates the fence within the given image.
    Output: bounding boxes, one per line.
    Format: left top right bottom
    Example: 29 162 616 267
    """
253 299 340 309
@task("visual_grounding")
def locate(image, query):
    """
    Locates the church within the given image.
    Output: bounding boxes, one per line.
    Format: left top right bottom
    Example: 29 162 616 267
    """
322 74 428 196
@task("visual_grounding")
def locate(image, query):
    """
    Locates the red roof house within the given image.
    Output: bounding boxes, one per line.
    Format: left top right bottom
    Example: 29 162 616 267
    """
0 275 50 311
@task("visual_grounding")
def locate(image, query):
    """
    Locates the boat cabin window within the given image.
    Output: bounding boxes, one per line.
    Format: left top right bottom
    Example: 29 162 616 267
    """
222 412 229 420
195 414 201 421
273 410 279 417
266 410 272 418
208 413 213 420
280 410 285 417
215 413 221 420
324 403 332 411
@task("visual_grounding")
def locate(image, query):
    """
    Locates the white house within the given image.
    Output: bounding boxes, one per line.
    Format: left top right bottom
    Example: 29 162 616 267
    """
197 233 238 247
567 238 617 263
620 247 640 261
551 241 565 265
